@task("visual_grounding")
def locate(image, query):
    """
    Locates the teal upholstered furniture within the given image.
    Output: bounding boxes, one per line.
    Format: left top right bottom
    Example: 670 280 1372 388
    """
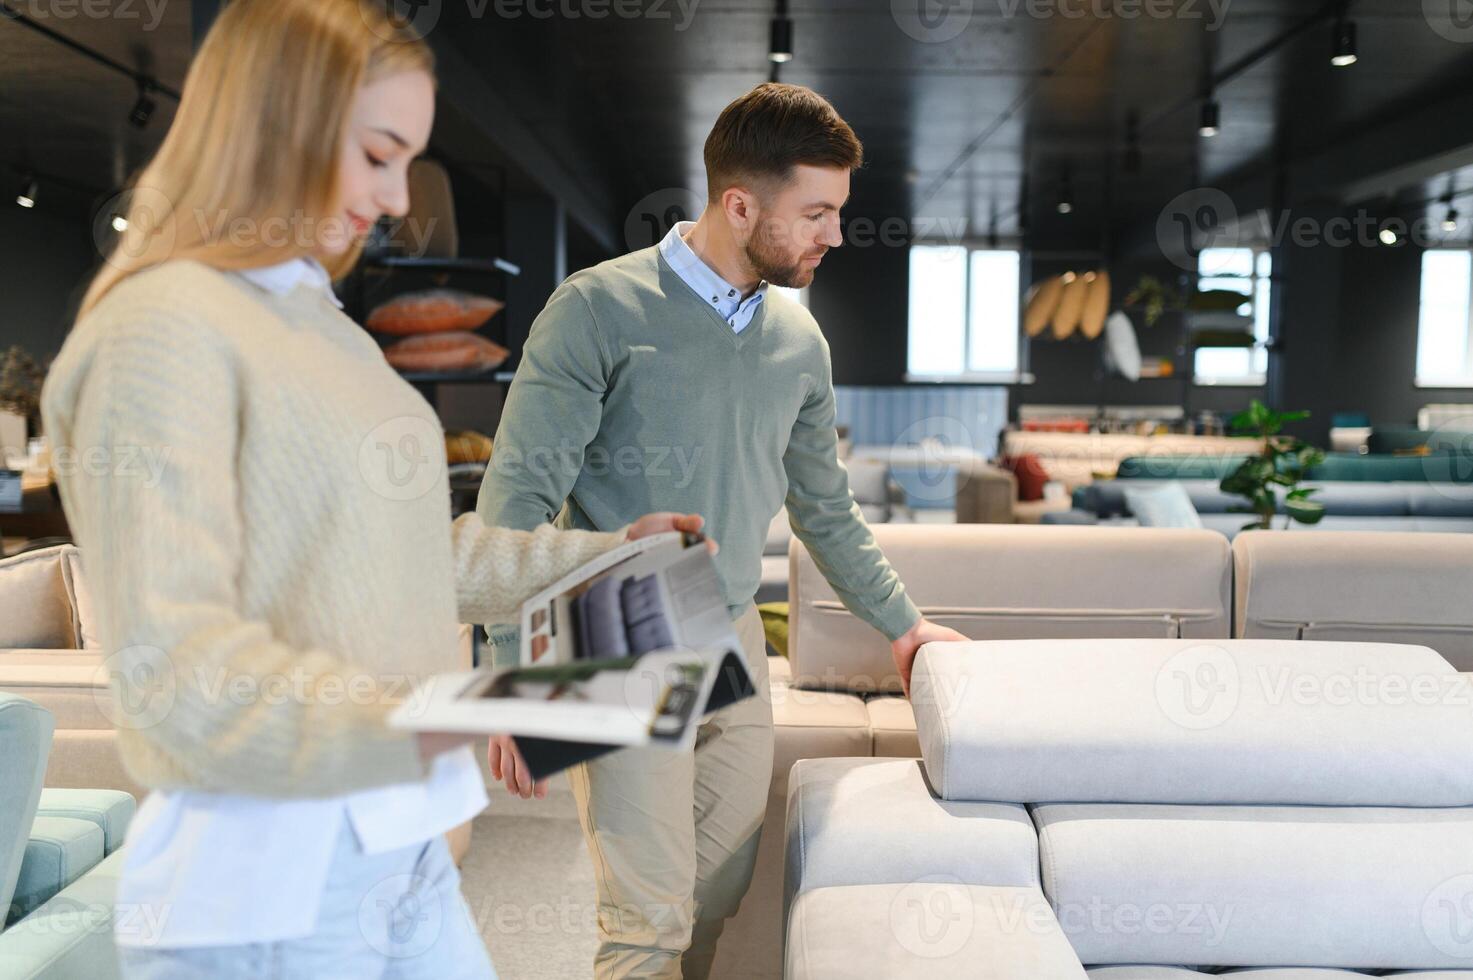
1114 450 1473 484
0 692 133 979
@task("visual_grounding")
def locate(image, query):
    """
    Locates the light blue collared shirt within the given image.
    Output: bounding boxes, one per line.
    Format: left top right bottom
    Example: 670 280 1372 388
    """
658 221 767 333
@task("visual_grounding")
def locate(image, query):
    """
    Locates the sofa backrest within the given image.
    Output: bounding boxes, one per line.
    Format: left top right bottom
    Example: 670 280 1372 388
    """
0 693 53 929
0 546 95 650
788 524 1231 694
1234 529 1473 671
1082 478 1473 519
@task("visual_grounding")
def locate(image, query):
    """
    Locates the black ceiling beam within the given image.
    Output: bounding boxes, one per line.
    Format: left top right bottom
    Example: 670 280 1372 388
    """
0 1 182 100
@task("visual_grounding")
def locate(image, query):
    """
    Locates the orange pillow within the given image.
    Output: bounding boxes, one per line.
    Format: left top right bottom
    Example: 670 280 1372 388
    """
366 289 505 335
383 332 509 373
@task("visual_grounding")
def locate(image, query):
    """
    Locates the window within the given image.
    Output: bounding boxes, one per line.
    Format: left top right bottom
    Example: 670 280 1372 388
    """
1415 249 1473 387
906 246 1022 380
1194 246 1271 385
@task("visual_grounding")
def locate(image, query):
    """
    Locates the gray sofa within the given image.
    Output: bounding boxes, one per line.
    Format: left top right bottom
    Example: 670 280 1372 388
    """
785 636 1473 977
1048 478 1473 537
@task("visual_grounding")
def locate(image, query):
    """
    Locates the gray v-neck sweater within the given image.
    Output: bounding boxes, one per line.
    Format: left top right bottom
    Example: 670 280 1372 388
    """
478 246 919 660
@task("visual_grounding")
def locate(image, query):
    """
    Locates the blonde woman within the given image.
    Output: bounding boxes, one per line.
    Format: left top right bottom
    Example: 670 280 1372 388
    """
41 1 706 976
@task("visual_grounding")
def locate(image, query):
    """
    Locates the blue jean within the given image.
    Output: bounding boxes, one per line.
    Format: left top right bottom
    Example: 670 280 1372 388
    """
117 827 496 980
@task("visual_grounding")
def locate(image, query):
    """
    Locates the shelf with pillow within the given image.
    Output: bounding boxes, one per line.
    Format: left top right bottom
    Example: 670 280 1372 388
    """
344 159 522 411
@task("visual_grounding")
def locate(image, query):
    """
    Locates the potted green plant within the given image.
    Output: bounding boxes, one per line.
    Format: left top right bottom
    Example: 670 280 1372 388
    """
1220 399 1326 530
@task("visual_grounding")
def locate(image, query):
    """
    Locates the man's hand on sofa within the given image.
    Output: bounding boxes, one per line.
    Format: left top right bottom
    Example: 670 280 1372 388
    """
890 618 969 696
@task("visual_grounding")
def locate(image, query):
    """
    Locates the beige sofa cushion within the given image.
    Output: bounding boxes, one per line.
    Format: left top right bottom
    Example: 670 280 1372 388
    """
864 696 918 758
1234 530 1473 671
790 524 1232 694
0 546 87 649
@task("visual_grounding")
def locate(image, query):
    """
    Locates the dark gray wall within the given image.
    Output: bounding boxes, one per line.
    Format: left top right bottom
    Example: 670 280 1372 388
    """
0 203 95 361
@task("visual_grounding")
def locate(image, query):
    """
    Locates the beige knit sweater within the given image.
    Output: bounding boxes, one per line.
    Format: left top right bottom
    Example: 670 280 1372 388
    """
42 259 624 797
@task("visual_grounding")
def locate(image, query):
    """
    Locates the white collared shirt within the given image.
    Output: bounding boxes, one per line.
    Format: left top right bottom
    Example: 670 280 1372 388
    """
658 221 767 333
114 256 489 949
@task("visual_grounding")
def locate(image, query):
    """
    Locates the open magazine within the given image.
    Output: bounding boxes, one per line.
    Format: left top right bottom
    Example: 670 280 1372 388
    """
390 531 755 779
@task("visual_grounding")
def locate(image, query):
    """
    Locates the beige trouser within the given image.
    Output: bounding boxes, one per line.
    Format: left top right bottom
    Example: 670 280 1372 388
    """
568 605 774 980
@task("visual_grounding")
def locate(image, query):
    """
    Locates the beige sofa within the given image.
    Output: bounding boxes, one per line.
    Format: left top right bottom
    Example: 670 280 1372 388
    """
0 544 475 862
1233 528 1473 671
713 523 1235 979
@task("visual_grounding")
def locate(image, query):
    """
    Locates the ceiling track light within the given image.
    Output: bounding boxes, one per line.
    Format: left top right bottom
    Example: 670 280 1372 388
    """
1056 171 1074 215
1199 97 1220 138
1443 208 1460 234
16 177 37 209
1331 15 1357 67
129 77 157 129
768 1 793 64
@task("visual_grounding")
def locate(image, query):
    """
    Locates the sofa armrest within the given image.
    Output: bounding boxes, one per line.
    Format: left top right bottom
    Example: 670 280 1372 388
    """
953 463 1015 524
0 848 123 979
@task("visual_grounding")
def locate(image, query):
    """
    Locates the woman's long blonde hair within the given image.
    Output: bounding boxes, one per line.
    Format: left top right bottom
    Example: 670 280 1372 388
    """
79 0 434 316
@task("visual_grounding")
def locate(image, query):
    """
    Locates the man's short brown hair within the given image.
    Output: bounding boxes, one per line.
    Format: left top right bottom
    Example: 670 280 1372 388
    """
703 83 863 202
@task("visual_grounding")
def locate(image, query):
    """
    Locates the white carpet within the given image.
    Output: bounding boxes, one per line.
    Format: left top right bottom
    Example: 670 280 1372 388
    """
459 771 599 979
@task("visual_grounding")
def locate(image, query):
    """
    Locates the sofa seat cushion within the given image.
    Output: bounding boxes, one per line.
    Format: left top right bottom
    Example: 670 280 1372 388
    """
912 638 1473 806
35 789 135 855
771 690 870 798
787 883 1086 979
865 696 919 757
786 759 1039 904
1088 971 1386 978
1035 802 1473 968
10 816 104 924
0 848 124 977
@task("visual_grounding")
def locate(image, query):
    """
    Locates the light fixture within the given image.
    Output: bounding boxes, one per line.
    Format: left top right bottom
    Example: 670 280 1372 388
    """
1199 97 1220 138
129 78 156 129
111 213 129 232
1443 209 1460 233
1056 168 1074 214
768 1 793 63
16 178 37 208
1379 227 1399 245
1331 16 1357 67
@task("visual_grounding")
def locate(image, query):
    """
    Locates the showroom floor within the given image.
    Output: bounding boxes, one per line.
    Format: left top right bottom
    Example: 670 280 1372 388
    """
461 768 599 979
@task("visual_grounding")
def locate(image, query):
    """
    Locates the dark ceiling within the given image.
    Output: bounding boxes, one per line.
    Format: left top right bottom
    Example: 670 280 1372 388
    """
5 0 1473 255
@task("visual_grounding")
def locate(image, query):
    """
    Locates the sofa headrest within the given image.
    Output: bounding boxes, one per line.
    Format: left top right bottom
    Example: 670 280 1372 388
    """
1234 530 1473 671
911 637 1473 806
789 524 1231 694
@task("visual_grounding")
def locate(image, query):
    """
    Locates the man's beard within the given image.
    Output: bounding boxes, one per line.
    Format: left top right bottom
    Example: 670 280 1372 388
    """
743 227 824 289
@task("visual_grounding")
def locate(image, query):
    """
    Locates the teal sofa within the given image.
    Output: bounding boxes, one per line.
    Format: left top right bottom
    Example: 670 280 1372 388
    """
0 692 133 979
